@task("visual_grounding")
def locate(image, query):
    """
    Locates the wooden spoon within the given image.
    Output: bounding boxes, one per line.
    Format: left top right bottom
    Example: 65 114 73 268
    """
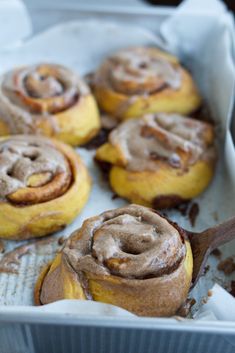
186 216 235 287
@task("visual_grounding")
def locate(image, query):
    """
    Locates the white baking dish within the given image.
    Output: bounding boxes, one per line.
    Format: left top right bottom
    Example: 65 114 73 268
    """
0 3 235 353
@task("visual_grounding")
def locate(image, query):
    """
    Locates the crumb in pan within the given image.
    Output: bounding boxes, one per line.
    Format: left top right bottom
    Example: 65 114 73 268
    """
188 202 199 227
217 257 235 275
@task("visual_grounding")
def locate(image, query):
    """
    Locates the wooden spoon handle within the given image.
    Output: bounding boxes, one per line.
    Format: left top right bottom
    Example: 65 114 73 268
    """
202 216 235 251
188 216 235 286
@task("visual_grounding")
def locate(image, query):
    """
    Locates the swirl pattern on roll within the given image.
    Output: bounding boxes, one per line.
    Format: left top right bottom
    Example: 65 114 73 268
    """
93 47 182 96
109 113 215 172
63 204 186 280
0 63 90 134
0 136 71 203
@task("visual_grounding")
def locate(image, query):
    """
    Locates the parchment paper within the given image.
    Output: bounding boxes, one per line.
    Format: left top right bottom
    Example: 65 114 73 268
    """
0 0 31 49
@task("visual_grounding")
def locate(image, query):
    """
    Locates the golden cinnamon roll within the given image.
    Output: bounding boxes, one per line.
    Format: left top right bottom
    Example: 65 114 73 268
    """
0 135 91 240
0 64 100 146
95 113 216 208
35 204 193 317
92 47 201 121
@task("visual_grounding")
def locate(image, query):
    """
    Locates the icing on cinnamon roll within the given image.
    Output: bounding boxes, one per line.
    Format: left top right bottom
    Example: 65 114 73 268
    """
35 204 193 317
0 64 100 146
109 113 215 171
0 136 71 203
92 47 202 121
95 47 182 95
96 113 216 209
0 135 91 239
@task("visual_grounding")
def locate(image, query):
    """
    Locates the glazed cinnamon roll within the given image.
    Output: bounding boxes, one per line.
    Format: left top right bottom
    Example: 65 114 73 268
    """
92 47 201 122
0 135 91 240
95 113 216 208
35 204 193 317
0 63 100 146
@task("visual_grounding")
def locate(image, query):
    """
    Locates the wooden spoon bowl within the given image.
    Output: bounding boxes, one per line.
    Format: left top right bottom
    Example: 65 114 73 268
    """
185 216 235 287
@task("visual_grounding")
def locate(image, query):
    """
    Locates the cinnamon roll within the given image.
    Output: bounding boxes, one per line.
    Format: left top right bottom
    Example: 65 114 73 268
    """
95 113 216 208
35 204 193 317
92 47 201 122
0 135 91 240
0 63 100 146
